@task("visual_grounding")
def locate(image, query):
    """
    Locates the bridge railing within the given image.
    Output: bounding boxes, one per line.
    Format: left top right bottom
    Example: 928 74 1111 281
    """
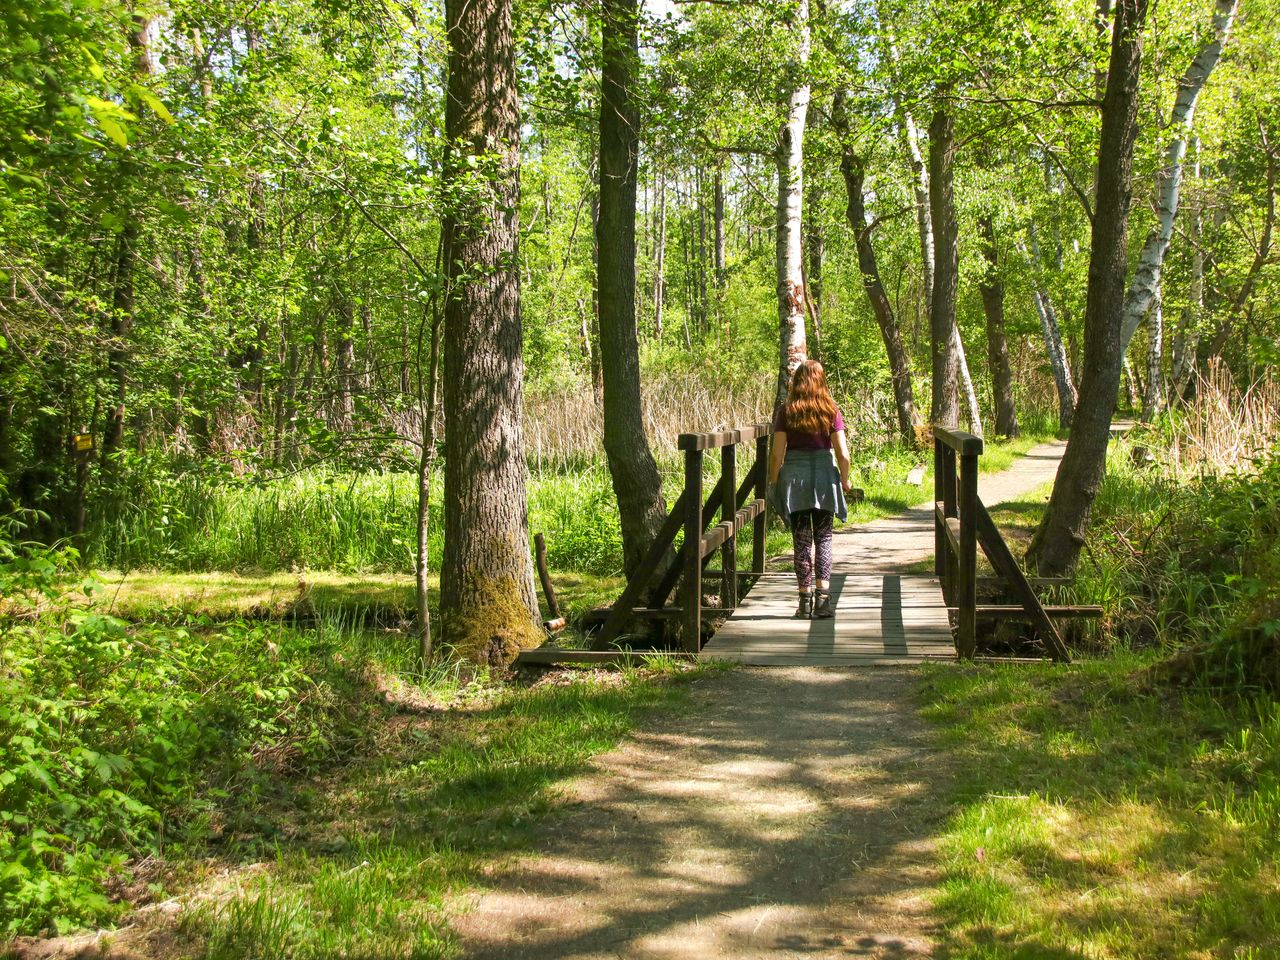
933 427 982 657
932 424 1077 662
589 421 773 653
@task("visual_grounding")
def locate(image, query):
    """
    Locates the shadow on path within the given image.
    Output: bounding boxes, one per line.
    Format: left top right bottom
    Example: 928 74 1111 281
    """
456 667 953 959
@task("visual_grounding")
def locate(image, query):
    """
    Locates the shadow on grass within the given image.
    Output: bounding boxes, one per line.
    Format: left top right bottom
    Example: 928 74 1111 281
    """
173 662 712 959
919 658 1280 958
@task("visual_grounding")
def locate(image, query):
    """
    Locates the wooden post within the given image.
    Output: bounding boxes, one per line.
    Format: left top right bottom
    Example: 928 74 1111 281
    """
942 445 958 604
754 429 768 575
682 444 703 652
933 436 945 579
721 435 738 609
957 452 979 658
533 532 565 632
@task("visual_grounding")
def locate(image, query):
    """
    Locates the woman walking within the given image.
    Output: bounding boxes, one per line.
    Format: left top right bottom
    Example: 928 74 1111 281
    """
768 360 853 619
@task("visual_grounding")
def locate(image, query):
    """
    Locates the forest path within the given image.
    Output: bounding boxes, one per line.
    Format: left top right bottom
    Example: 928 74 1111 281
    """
453 440 1069 958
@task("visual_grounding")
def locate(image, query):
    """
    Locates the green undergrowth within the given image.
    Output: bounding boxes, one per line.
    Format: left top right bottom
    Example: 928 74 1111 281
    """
919 655 1280 958
1 523 716 948
918 425 1280 957
0 594 379 937
177 658 716 959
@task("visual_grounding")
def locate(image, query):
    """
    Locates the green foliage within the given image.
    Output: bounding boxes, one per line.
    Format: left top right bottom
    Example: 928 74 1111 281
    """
0 519 372 936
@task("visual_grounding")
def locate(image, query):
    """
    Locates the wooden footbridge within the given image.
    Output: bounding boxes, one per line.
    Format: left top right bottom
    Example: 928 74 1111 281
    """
519 420 1094 668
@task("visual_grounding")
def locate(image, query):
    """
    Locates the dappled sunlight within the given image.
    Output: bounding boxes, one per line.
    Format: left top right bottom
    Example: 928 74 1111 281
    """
456 666 952 958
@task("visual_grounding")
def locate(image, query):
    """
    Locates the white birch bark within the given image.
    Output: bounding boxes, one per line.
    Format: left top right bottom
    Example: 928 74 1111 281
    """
1142 280 1165 419
901 110 935 317
774 0 810 408
1020 233 1077 427
1120 0 1238 350
953 326 984 438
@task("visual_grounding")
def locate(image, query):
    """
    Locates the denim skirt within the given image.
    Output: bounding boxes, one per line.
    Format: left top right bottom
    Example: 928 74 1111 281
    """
769 448 847 530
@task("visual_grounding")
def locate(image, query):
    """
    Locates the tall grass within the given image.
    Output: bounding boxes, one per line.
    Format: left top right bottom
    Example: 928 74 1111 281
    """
90 465 630 577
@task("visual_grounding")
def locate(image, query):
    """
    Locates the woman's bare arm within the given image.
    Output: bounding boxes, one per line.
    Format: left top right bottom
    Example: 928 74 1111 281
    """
768 430 788 484
832 428 852 492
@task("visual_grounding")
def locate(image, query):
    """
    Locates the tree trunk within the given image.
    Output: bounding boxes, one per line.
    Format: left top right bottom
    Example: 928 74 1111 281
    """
439 0 541 665
978 216 1019 437
598 0 670 581
1142 281 1165 419
806 181 824 327
101 14 157 469
1119 0 1238 352
654 173 667 339
1029 0 1150 577
713 166 726 291
1171 141 1203 400
954 327 983 438
1021 232 1077 429
833 92 920 446
928 99 960 428
898 101 935 320
774 0 810 409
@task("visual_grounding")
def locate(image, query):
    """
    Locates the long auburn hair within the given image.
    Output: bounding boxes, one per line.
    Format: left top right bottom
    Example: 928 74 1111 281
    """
785 360 838 434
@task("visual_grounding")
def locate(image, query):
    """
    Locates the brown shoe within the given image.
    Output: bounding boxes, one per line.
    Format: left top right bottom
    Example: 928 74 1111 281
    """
813 591 834 619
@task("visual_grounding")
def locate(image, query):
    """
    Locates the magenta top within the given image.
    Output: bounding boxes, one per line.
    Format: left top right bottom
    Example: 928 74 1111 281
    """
773 405 845 451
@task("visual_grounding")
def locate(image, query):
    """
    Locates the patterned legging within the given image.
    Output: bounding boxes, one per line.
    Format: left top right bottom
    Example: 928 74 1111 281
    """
791 509 834 591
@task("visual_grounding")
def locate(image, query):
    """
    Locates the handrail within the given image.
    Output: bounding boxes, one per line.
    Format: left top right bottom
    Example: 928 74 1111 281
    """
932 423 1072 663
932 425 984 457
590 419 773 652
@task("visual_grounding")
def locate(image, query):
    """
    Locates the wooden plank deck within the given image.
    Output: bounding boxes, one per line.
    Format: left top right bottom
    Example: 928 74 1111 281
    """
699 572 956 665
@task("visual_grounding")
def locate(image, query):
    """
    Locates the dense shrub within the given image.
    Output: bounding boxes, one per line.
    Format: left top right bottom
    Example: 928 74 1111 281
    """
0 524 371 936
1084 440 1280 692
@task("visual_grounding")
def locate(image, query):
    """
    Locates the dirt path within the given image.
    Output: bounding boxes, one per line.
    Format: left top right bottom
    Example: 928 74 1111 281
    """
455 667 950 959
455 441 1070 958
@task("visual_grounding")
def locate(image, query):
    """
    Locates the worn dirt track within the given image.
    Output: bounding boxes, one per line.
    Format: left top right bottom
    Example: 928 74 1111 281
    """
455 666 950 959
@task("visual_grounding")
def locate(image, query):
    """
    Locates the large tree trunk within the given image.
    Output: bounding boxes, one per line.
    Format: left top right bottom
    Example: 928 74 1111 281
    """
774 0 810 409
978 216 1019 437
1119 0 1238 351
834 93 920 445
1029 0 1150 577
439 0 541 665
598 0 669 581
928 99 960 428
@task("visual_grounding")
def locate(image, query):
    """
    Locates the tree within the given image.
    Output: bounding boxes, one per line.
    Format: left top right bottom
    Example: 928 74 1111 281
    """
978 215 1019 438
774 0 811 408
597 0 669 579
1118 0 1238 353
1029 0 1151 577
928 97 960 428
832 90 921 446
439 0 542 664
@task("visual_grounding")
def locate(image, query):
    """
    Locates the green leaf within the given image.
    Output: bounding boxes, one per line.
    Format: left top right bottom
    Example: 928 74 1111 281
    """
130 85 175 124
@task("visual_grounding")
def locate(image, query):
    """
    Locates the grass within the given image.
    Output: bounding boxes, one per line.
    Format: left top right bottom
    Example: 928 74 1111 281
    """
914 422 1280 957
87 433 1058 582
168 657 719 959
918 655 1280 958
86 569 624 631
